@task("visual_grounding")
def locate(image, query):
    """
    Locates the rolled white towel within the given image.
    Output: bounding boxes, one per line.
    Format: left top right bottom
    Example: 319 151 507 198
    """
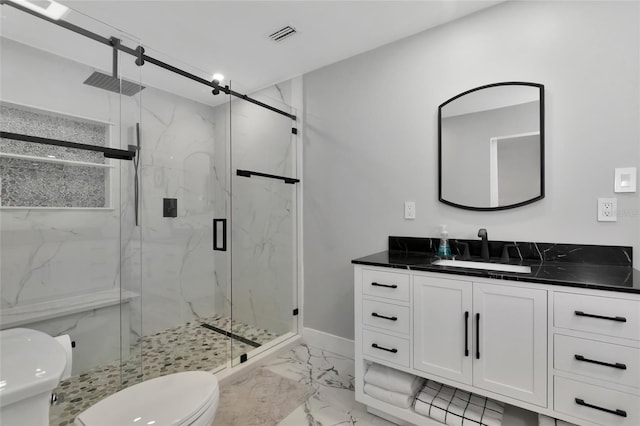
538 414 578 426
364 363 424 395
364 383 414 409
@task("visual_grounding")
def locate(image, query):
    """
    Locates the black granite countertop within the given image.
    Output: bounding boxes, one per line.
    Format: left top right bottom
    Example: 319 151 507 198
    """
351 237 640 294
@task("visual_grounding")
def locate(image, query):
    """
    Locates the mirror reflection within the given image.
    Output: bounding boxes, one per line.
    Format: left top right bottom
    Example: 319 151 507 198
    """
439 82 544 210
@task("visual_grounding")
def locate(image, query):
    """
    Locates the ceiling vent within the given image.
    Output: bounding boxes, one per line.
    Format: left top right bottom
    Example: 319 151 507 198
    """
268 25 297 42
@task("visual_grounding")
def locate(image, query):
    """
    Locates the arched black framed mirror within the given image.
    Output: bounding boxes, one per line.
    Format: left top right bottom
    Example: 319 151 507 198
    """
438 82 545 211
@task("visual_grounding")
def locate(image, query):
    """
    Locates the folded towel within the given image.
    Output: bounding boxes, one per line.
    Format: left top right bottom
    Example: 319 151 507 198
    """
538 414 578 426
414 380 504 426
364 363 424 395
364 383 414 409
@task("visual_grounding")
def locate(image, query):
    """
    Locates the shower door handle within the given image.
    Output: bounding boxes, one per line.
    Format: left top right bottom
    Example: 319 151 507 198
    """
213 219 227 251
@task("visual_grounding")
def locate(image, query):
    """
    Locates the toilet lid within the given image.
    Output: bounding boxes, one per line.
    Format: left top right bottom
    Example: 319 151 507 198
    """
75 371 219 426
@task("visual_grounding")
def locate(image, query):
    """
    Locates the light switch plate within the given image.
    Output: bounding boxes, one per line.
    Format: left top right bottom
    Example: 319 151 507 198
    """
404 201 416 219
615 167 636 192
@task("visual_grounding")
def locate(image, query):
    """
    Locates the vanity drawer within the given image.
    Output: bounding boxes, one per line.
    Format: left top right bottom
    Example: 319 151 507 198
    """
362 269 410 302
554 376 639 426
362 299 410 335
363 329 410 368
554 292 640 341
554 334 640 389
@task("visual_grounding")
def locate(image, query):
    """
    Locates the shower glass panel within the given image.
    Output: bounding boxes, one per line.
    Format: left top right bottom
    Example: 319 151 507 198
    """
135 46 232 380
229 82 299 365
0 4 143 424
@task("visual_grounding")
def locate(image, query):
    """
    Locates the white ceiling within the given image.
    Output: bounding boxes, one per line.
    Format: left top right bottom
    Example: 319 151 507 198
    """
1 1 503 106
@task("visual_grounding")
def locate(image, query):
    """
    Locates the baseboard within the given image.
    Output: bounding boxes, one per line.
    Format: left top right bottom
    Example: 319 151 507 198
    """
301 327 355 359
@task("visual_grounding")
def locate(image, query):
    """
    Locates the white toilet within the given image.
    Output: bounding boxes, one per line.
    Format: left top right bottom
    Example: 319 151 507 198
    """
0 327 219 426
74 371 220 426
0 328 68 426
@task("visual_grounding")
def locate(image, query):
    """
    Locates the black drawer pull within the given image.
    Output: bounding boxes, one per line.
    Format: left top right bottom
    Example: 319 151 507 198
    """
574 311 626 322
371 343 398 353
575 398 627 418
475 313 480 359
464 311 469 357
574 354 627 370
371 312 398 321
371 282 398 289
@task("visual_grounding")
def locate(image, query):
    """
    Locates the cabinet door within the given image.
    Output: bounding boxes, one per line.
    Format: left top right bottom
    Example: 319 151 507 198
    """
414 275 473 384
472 282 547 406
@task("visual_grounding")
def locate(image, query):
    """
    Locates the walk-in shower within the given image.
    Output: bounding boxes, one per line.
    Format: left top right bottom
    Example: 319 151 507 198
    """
0 2 300 424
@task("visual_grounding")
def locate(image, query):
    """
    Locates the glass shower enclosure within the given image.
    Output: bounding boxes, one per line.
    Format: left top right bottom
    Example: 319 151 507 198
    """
0 2 299 424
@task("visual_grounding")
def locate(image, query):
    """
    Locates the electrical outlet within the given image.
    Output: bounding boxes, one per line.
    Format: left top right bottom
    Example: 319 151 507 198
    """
404 201 416 219
597 198 617 222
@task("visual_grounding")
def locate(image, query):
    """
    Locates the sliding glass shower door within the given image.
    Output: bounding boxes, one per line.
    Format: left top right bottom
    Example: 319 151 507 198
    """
229 82 299 365
133 47 233 379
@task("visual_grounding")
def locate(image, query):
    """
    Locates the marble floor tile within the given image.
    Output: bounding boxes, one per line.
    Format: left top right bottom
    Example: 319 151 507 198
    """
260 344 396 426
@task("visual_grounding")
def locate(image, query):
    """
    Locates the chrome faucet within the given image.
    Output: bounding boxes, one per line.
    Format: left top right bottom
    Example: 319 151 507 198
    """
478 228 490 260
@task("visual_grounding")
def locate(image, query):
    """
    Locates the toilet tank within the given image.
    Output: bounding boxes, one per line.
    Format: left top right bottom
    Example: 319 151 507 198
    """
0 328 67 424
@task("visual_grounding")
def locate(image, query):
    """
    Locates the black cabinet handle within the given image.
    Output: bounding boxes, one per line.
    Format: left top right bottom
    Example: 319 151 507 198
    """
371 343 398 354
371 282 398 289
574 311 626 323
464 311 469 357
574 354 627 370
371 312 398 321
575 398 627 418
213 218 227 251
475 313 480 359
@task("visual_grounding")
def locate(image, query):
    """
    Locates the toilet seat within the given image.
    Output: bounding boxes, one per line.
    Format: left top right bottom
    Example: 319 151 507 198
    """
74 371 219 426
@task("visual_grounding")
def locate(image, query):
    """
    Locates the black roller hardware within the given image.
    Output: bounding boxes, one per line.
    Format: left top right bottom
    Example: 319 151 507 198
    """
574 311 626 322
574 398 627 417
475 313 480 359
371 282 398 289
464 311 469 357
574 354 626 370
371 312 398 321
371 343 398 354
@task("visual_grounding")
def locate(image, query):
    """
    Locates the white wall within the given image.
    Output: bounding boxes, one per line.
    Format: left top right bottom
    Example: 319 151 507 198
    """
303 1 640 340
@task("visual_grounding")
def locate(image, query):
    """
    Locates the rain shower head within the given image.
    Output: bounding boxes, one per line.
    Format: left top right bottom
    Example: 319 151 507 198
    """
83 71 145 96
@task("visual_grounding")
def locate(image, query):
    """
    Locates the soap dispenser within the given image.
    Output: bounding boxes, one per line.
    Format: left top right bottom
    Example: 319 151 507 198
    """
437 225 451 258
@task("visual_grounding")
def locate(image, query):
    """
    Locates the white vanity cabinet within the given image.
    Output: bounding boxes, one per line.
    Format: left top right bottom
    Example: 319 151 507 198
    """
413 275 473 384
360 268 412 369
550 290 640 426
413 276 547 406
354 264 640 426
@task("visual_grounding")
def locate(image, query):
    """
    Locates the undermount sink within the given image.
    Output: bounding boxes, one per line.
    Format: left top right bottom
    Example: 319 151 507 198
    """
432 259 532 274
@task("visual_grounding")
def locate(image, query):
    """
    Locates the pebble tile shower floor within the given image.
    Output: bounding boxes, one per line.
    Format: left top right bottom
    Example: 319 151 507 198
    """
50 315 277 426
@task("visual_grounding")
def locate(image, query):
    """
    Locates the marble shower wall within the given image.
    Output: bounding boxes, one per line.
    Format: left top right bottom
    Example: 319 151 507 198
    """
0 37 128 374
1 36 299 373
0 38 229 373
130 86 226 336
0 38 124 309
228 82 298 337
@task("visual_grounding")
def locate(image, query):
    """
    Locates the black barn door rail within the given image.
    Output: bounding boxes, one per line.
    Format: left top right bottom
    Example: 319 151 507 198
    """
236 169 300 184
0 0 297 122
0 131 136 160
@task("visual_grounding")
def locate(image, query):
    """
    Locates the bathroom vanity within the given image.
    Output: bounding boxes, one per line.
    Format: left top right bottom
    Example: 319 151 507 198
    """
353 237 639 426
